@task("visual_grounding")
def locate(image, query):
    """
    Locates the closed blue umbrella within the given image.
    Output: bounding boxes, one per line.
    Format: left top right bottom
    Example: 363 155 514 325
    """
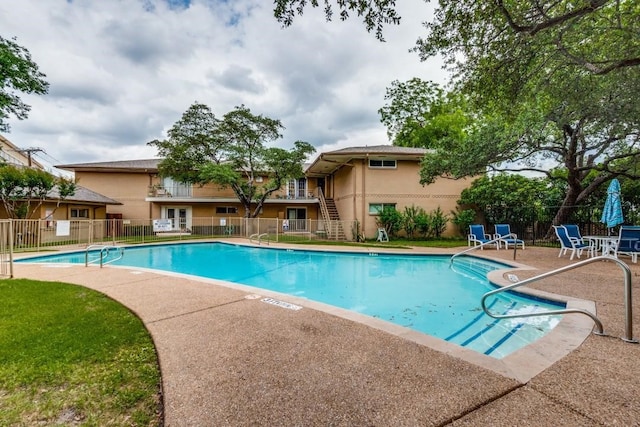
601 178 623 231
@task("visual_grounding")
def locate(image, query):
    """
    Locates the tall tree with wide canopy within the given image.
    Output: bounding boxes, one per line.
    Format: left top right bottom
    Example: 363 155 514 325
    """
414 1 640 227
0 36 49 132
275 1 640 228
148 103 315 218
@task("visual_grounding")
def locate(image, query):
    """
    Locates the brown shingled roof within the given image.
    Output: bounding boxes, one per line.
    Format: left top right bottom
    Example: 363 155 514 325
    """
305 145 431 177
47 185 122 205
56 159 161 173
323 145 428 156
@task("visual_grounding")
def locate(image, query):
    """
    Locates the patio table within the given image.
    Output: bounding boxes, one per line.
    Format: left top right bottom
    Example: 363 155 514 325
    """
584 235 619 256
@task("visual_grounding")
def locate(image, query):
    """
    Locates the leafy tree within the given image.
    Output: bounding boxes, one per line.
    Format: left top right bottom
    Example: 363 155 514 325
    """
378 78 473 149
274 1 640 229
416 2 640 227
274 1 639 74
0 164 75 218
274 0 400 41
458 174 549 226
416 1 640 80
0 36 49 132
149 103 315 218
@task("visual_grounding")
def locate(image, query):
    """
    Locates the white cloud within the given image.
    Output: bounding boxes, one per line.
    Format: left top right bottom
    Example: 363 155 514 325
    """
0 0 449 171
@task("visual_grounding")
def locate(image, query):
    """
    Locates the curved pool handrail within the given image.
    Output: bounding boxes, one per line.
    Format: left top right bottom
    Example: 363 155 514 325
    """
481 255 637 343
450 236 505 264
258 233 270 245
85 245 124 267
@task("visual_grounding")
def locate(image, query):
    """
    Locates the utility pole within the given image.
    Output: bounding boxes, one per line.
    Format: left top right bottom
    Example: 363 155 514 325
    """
16 147 44 167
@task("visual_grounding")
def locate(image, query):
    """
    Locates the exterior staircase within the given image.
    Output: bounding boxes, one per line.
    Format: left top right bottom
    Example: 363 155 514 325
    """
318 189 346 240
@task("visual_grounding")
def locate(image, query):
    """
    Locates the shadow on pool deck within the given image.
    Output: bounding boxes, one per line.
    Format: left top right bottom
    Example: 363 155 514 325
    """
12 241 640 425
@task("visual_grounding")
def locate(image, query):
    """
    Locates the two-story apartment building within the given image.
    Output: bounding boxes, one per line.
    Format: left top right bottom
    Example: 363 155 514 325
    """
56 145 474 238
305 145 472 237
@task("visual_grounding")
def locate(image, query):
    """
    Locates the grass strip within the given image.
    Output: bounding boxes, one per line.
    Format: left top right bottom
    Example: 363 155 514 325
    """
0 279 161 426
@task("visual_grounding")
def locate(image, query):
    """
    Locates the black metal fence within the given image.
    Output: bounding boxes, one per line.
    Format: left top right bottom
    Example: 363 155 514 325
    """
479 204 637 246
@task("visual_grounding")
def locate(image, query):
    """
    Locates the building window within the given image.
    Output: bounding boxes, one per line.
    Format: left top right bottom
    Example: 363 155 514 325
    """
287 178 307 198
368 203 396 215
368 159 396 169
162 177 192 197
71 208 89 218
216 206 238 214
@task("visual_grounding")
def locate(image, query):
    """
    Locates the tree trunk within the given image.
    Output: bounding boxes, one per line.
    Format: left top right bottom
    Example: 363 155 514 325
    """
546 186 580 239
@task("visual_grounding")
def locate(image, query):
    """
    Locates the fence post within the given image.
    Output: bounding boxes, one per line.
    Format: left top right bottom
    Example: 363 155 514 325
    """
9 220 14 278
37 218 41 252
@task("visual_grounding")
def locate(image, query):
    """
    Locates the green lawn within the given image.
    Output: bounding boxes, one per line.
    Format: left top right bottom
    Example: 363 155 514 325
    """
0 279 161 426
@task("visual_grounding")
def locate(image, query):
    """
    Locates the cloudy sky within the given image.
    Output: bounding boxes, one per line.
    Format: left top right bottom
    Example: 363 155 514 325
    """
0 0 448 172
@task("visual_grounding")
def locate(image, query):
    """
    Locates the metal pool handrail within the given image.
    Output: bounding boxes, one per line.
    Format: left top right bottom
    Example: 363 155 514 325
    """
481 255 638 343
450 236 505 264
249 233 270 245
85 245 124 268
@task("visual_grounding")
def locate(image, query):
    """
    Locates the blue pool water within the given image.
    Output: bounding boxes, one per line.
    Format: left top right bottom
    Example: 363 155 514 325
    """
19 242 563 358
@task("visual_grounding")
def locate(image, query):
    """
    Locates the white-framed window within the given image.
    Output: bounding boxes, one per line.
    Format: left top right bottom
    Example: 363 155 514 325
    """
71 208 89 218
287 178 307 198
368 159 396 169
368 203 396 215
286 207 307 231
162 177 192 197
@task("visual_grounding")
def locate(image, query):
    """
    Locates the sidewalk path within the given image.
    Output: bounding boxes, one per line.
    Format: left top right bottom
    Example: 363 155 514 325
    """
12 244 640 425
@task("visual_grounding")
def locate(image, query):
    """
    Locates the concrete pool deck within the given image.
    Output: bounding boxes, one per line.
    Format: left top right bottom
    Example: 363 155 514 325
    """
11 241 640 425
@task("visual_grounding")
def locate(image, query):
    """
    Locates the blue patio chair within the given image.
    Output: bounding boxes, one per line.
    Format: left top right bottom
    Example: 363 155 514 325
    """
468 224 496 249
494 224 525 249
562 224 584 242
613 226 640 263
553 225 593 260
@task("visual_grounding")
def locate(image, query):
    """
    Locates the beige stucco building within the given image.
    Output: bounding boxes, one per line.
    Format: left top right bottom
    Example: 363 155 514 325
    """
56 145 473 239
305 146 472 237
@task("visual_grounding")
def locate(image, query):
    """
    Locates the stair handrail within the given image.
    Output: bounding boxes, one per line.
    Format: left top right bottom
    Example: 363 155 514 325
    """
317 187 331 224
481 255 637 343
317 187 335 238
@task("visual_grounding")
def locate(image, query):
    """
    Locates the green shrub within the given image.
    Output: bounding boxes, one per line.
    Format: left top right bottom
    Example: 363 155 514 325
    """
376 206 403 237
451 208 476 236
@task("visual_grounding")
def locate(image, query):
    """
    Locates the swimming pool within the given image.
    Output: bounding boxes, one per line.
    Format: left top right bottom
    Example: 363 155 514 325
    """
19 242 563 358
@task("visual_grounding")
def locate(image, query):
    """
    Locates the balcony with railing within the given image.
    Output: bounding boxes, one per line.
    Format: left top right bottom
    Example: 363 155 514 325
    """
147 184 192 198
147 182 319 202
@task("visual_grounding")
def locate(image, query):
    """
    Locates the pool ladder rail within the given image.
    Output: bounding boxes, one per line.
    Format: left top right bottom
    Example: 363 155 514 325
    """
85 244 125 268
249 233 270 245
451 243 638 344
